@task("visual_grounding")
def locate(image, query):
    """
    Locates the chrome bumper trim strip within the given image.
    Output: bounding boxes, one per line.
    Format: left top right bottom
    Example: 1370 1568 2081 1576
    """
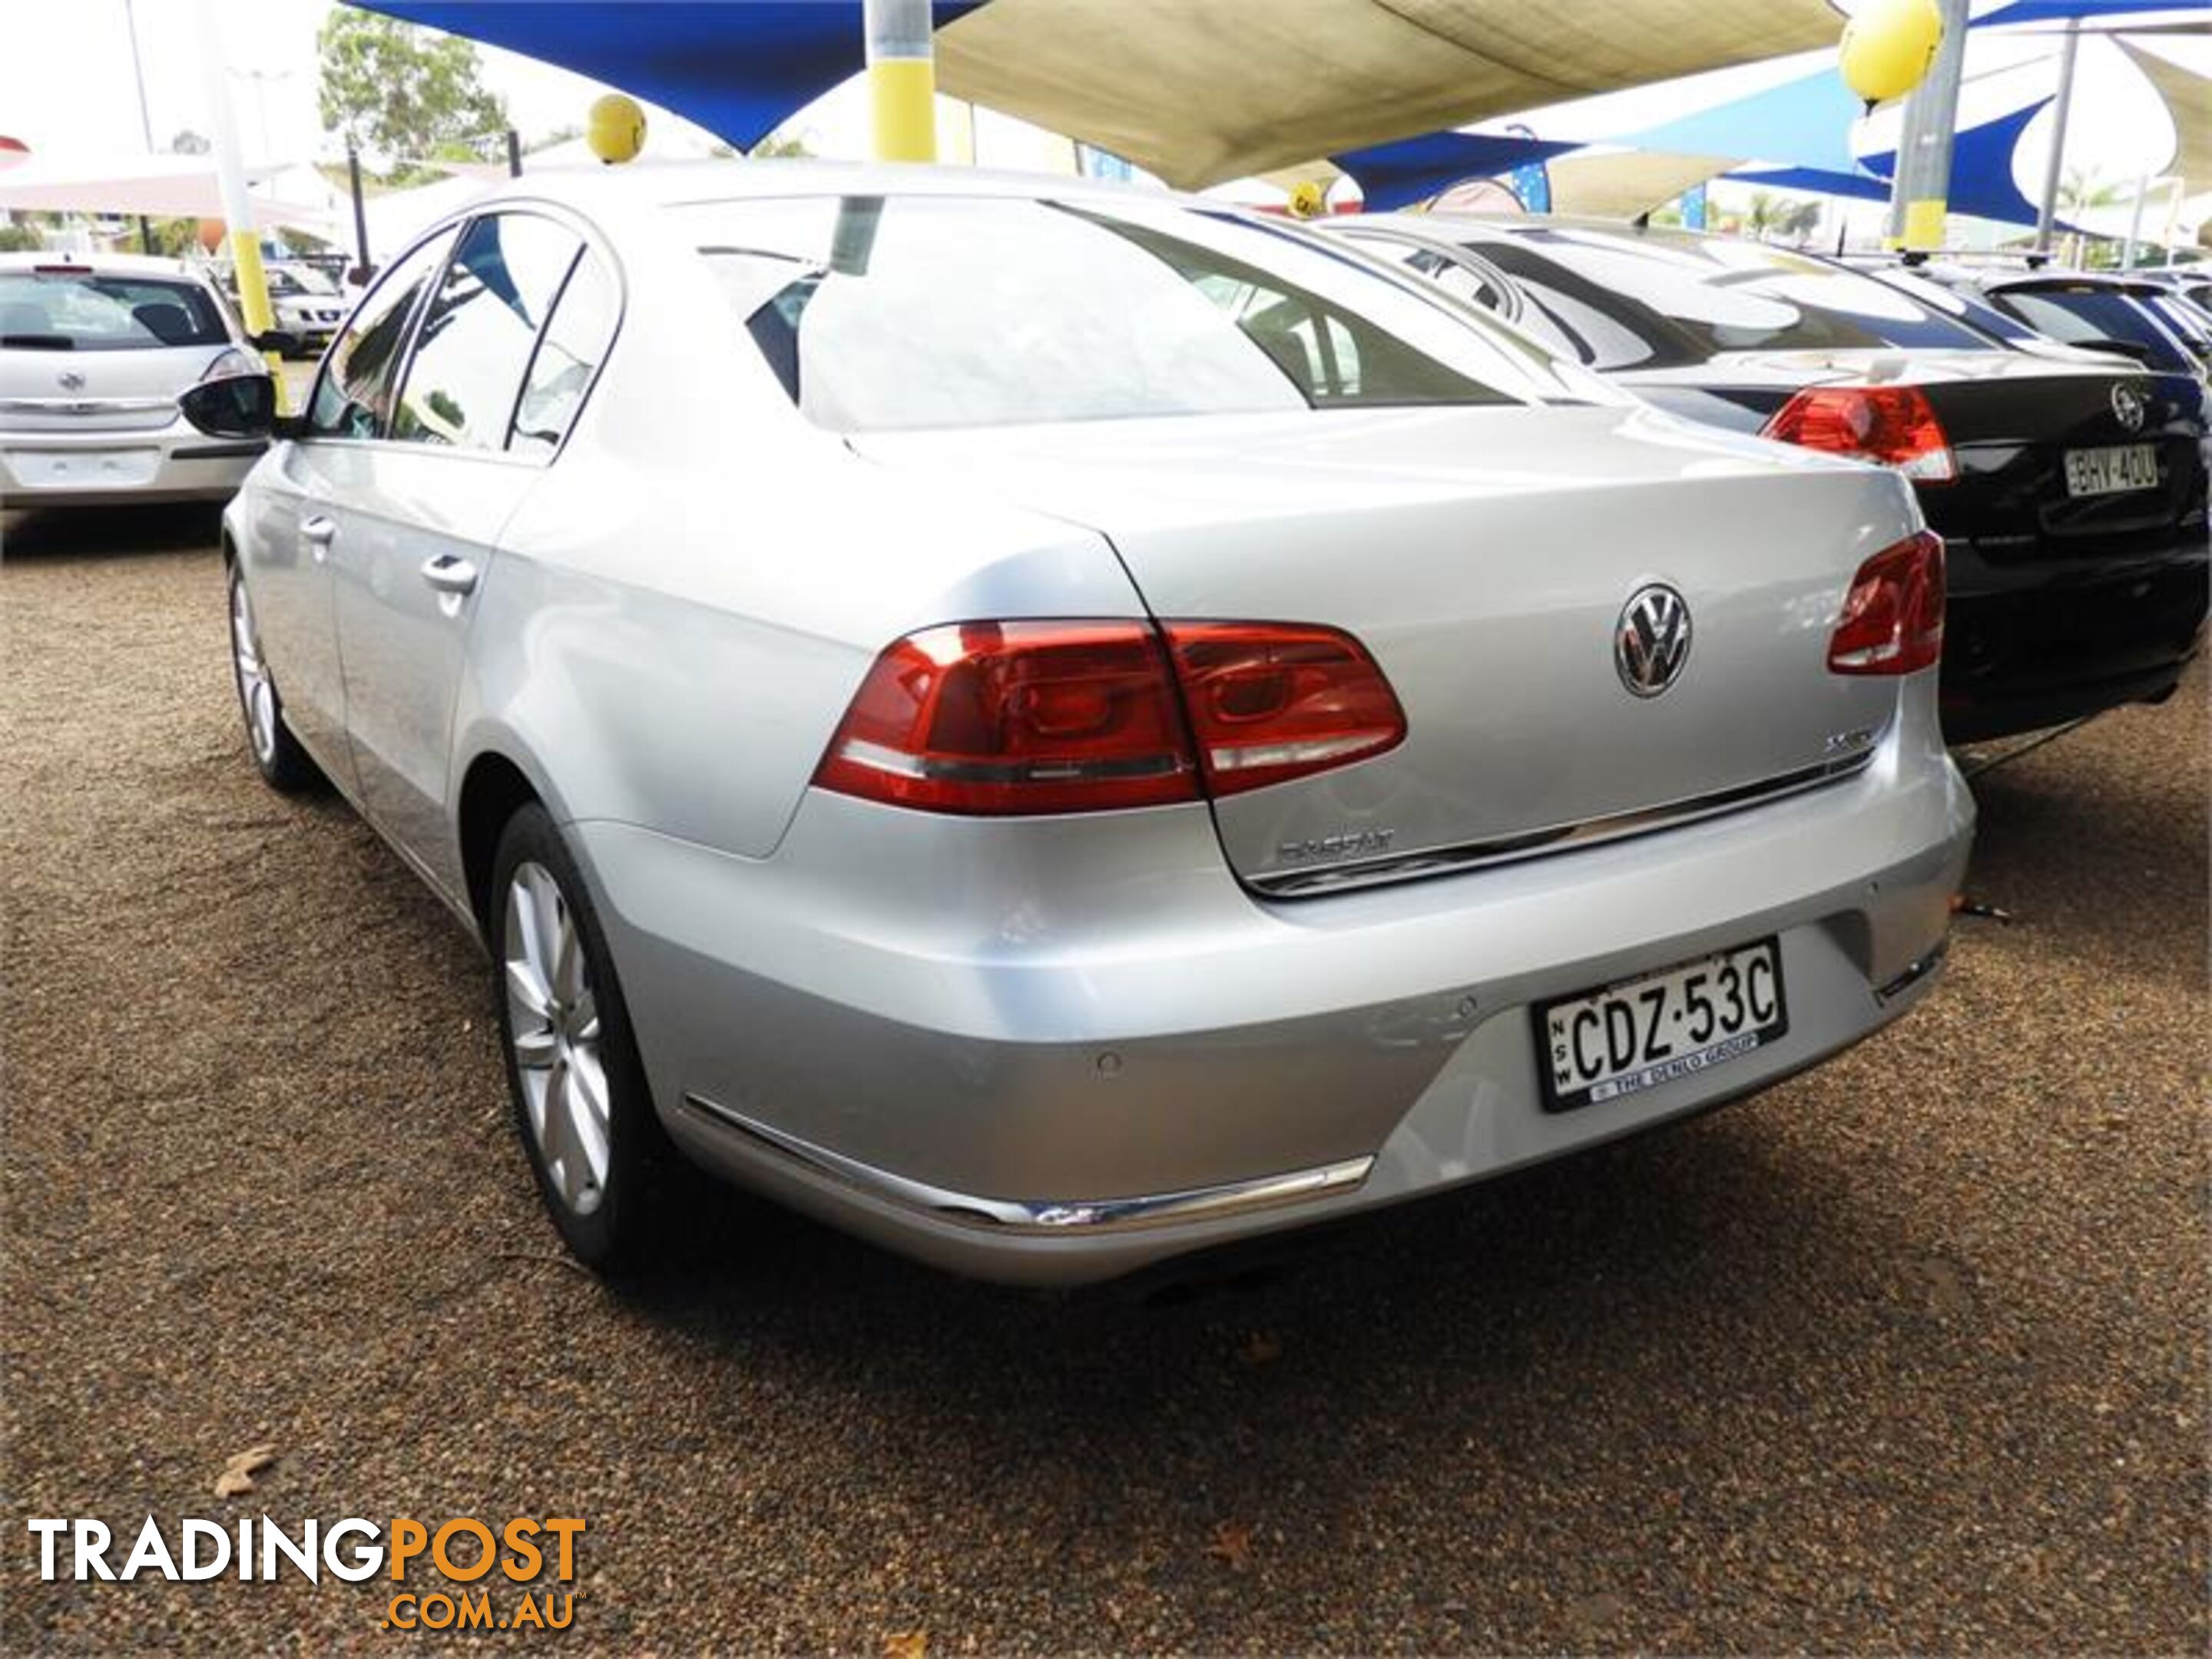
1252 744 1882 899
680 1092 1374 1233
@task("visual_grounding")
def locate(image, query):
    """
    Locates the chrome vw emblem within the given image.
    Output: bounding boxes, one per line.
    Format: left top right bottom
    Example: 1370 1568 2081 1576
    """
1615 583 1693 698
56 369 84 392
2111 382 2147 433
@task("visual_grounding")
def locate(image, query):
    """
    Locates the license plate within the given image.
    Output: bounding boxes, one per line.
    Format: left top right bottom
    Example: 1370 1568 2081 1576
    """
2063 442 2158 498
1536 938 1788 1113
5 448 161 488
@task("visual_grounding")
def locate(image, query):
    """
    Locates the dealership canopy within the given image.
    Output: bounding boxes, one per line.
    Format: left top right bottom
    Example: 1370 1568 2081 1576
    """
356 0 1850 187
0 153 333 229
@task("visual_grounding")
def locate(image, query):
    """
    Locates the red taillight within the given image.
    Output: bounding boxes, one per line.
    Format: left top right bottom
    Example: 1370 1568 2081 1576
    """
1828 530 1945 676
1762 385 1956 482
814 619 1406 815
1162 621 1406 796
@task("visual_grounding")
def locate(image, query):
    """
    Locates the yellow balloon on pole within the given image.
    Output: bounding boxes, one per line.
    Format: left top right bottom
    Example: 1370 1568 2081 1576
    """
1839 0 1945 106
586 93 646 164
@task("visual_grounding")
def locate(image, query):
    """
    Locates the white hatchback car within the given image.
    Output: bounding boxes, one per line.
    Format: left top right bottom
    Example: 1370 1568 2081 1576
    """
0 251 282 508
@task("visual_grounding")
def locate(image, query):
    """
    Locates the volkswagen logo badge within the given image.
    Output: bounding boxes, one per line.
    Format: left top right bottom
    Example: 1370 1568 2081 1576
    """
1615 583 1693 698
2111 382 2147 434
57 369 85 392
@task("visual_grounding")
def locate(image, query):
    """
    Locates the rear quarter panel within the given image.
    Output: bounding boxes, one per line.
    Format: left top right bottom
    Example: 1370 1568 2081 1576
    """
449 206 1145 862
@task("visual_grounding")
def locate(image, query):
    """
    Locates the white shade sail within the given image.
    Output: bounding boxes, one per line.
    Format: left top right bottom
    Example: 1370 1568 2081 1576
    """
935 0 1848 187
0 154 333 230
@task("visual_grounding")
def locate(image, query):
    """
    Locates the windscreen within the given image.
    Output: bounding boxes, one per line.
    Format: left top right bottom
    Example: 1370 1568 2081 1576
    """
680 194 1564 432
0 270 229 351
1460 227 1992 371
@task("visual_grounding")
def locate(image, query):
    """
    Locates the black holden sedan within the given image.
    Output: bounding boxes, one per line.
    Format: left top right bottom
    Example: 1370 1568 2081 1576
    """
1330 215 2209 743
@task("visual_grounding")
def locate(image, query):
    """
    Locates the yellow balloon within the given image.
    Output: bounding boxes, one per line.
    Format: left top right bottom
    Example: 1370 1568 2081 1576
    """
1286 180 1326 220
586 93 646 165
1839 0 1944 105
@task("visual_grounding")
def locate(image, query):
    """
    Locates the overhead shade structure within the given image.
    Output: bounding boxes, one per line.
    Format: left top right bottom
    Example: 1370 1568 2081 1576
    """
2118 41 2211 192
1545 151 1739 217
356 0 985 152
0 154 333 229
1330 131 1580 214
936 0 1849 187
1616 66 1863 174
1334 61 1866 219
1736 96 2061 227
1977 0 2205 24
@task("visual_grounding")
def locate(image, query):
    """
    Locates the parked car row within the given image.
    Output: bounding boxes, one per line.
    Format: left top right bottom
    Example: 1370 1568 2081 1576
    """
15 167 2204 1290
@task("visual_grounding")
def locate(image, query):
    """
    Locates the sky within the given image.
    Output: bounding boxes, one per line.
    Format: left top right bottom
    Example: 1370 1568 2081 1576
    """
0 0 2204 197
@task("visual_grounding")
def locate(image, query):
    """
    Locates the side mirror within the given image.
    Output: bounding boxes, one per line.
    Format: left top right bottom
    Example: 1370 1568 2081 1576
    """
250 329 301 356
178 373 278 439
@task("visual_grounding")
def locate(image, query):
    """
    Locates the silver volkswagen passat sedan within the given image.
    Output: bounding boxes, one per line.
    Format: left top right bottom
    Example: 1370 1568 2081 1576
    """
182 164 1974 1286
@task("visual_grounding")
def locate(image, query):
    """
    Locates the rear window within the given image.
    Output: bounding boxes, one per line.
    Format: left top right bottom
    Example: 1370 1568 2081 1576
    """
680 194 1552 432
1989 287 2196 373
1460 229 1992 371
0 271 227 351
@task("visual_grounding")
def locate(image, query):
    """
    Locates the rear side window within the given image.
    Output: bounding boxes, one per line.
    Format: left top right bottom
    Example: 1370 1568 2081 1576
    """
392 214 582 452
308 229 456 440
1467 230 1991 370
684 194 1534 432
0 271 227 351
509 250 619 459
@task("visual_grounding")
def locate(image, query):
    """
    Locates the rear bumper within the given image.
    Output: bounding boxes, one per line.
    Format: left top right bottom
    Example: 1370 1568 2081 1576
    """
575 683 1975 1286
0 420 263 507
1942 539 2209 742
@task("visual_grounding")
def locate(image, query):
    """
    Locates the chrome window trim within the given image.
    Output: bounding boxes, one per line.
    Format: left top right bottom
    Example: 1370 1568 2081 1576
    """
681 1092 1374 1233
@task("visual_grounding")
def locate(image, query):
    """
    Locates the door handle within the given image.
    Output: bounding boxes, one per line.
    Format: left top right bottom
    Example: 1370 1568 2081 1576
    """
301 515 336 561
419 554 479 597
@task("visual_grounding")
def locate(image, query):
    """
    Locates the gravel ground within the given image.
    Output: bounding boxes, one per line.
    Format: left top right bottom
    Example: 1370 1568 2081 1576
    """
2 505 2205 1655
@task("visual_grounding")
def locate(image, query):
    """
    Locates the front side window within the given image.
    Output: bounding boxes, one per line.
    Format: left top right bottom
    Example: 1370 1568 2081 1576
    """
680 194 1558 432
392 214 582 452
306 228 456 440
0 272 228 351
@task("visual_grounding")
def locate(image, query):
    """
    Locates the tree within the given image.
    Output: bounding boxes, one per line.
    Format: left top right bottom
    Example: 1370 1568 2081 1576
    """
169 129 210 155
317 11 508 165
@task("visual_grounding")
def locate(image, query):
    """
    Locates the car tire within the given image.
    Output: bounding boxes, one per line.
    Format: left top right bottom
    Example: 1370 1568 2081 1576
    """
226 561 320 793
490 803 678 1271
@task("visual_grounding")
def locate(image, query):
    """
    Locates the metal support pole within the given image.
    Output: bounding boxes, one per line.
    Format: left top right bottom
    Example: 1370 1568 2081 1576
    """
2034 18 2081 255
122 0 157 254
193 0 282 401
863 0 936 163
1885 0 1970 251
2121 168 2150 271
506 129 523 179
346 144 371 280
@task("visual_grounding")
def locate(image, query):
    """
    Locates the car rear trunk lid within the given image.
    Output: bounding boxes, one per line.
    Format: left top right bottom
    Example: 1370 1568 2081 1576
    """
854 403 1918 893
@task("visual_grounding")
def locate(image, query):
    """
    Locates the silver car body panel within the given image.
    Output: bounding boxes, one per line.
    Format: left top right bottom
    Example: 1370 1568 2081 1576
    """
219 164 1975 1283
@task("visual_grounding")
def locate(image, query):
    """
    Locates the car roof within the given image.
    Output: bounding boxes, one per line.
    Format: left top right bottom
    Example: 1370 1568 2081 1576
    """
0 250 203 280
1333 212 1739 253
461 157 1193 220
1982 270 2169 295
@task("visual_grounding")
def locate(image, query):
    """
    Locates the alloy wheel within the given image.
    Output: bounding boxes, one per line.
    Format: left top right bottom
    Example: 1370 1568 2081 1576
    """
504 860 611 1216
230 577 277 765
